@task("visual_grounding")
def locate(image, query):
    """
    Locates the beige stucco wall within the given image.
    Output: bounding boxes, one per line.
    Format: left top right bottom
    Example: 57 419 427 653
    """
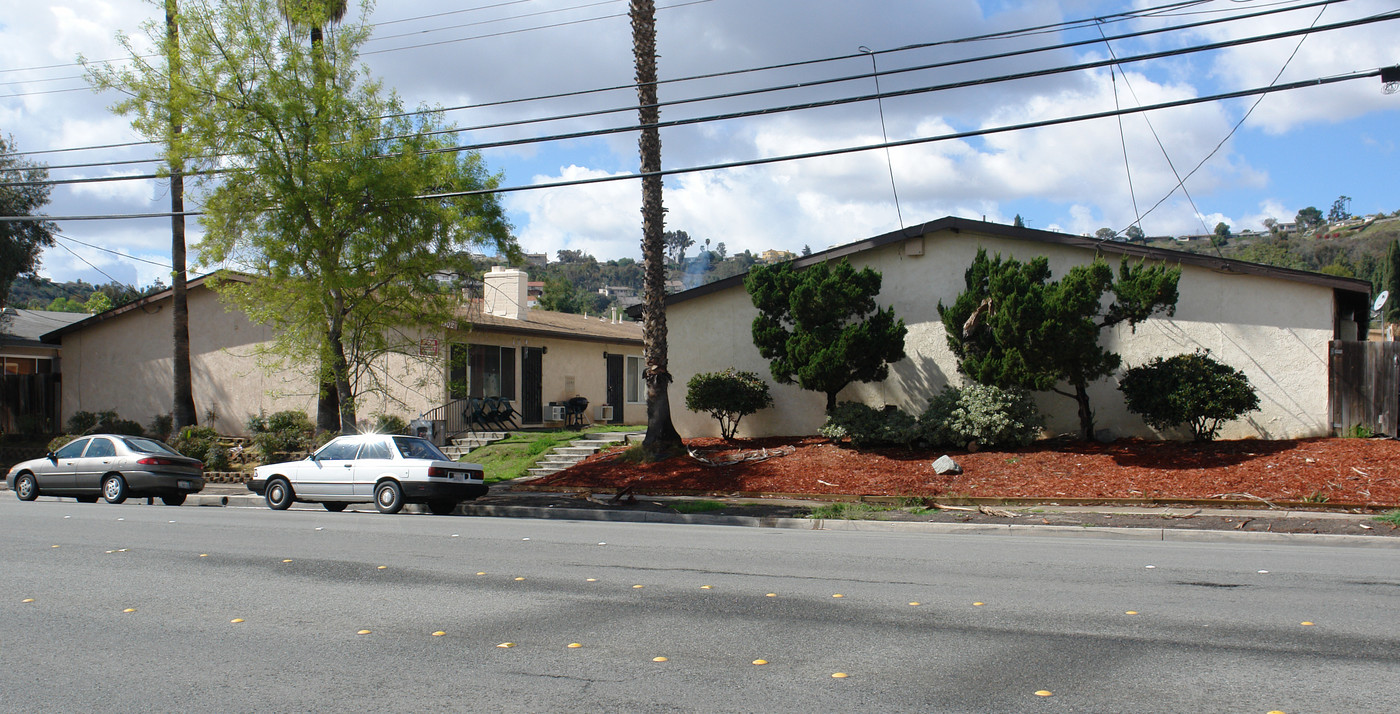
667 229 1338 440
58 286 645 435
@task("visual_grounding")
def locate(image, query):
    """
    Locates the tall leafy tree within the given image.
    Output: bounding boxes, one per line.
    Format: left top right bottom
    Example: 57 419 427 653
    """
631 0 683 458
0 136 57 311
938 249 1180 439
746 259 907 413
94 0 514 433
1295 206 1324 230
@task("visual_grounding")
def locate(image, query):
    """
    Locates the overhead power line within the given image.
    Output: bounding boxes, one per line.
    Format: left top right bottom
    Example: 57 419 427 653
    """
1 67 1381 222
7 0 1347 159
8 9 1395 190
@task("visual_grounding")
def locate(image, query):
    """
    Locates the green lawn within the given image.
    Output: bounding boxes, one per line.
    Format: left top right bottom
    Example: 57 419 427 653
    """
461 426 638 483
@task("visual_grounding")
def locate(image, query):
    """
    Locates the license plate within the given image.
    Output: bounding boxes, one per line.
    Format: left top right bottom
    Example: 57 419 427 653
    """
178 480 194 489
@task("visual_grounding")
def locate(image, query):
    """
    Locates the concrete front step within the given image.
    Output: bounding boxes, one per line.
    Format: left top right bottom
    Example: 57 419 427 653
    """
517 431 645 480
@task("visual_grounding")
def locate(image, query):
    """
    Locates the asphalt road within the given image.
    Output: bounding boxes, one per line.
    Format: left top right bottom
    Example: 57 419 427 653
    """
3 498 1397 713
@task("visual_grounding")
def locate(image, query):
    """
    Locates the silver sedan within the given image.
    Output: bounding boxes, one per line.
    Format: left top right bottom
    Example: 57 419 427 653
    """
6 434 205 506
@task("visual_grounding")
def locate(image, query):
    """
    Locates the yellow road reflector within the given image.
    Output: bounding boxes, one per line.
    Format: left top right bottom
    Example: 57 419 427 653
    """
1035 690 1053 697
567 643 582 649
973 602 985 606
432 631 446 637
766 593 777 597
832 594 844 598
1125 611 1139 615
357 630 371 635
377 566 387 570
282 559 292 563
700 585 712 589
477 572 486 576
1267 711 1286 714
908 602 921 606
514 577 525 581
586 578 597 582
652 657 668 662
230 619 244 623
51 545 59 548
1300 621 1315 626
496 642 515 648
123 608 136 613
831 673 848 679
752 659 768 665
22 598 35 603
199 554 208 557
117 549 128 552
633 584 644 589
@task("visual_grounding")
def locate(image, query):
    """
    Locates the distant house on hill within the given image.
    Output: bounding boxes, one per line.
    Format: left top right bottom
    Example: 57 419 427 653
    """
659 217 1370 441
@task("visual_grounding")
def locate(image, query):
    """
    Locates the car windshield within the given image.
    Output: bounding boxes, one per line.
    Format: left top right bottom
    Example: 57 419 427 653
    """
391 436 449 461
123 437 183 456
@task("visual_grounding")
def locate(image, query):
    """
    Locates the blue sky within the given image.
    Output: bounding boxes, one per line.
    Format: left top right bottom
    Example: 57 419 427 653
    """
1 0 1397 289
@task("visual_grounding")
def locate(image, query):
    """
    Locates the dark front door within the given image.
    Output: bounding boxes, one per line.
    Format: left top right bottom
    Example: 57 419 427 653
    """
605 353 624 424
522 347 544 424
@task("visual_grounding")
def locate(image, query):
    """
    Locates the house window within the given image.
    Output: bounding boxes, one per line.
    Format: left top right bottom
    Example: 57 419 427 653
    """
625 355 645 404
452 344 515 400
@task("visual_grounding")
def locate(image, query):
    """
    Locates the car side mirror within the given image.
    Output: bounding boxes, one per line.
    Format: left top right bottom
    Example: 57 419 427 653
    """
46 451 57 462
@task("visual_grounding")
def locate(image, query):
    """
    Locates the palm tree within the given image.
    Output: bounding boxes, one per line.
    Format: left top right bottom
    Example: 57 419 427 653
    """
167 0 197 432
630 0 683 459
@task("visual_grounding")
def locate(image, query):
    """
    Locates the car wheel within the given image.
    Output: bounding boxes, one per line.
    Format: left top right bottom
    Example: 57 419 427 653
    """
374 481 404 514
102 474 128 504
14 473 39 501
322 502 347 512
427 499 457 516
76 496 99 504
161 493 187 506
265 478 294 510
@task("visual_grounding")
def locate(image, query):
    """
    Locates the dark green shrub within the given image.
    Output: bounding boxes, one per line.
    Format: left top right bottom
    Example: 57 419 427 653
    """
819 402 917 448
46 434 76 453
918 384 1043 449
685 369 774 439
168 426 229 470
371 414 409 435
246 410 315 459
148 413 173 440
66 409 144 436
1118 351 1260 441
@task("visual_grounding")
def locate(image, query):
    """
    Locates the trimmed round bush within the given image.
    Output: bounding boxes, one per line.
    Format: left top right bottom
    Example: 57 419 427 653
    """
917 384 1043 449
685 369 774 440
1118 351 1260 441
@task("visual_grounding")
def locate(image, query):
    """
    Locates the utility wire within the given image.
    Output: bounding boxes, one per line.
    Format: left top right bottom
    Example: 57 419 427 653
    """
8 0 1347 158
8 9 1394 190
3 67 1380 222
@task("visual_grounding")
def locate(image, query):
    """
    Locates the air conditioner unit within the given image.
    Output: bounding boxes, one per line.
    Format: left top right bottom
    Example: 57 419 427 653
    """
595 405 614 422
548 405 566 422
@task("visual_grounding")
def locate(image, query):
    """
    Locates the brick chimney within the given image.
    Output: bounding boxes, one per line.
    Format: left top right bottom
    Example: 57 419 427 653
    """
483 266 529 320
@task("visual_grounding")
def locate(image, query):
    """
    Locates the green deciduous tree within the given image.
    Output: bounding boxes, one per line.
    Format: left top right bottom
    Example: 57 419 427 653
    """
1296 206 1324 230
684 369 773 440
746 259 907 413
1118 350 1260 441
93 0 514 433
938 249 1180 440
0 136 57 310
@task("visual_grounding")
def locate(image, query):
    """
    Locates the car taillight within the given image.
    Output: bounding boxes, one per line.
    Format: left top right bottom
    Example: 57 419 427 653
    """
138 456 201 469
468 470 483 481
427 466 447 478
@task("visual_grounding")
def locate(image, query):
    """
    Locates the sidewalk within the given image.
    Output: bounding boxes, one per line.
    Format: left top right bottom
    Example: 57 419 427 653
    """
195 482 1400 546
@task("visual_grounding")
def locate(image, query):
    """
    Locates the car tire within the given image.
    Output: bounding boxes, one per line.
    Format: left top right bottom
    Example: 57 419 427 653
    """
323 502 347 512
265 478 294 511
161 493 187 506
102 474 128 504
374 481 404 514
76 495 99 504
427 499 457 516
14 473 38 501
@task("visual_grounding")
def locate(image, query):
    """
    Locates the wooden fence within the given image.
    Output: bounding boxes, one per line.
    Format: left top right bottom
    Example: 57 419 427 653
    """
1328 340 1400 437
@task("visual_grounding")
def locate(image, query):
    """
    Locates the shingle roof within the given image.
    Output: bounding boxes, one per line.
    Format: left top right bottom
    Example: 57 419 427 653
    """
461 305 642 344
2 308 91 347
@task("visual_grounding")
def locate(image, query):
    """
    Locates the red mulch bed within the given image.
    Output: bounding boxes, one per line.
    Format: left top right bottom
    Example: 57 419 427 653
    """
527 436 1400 507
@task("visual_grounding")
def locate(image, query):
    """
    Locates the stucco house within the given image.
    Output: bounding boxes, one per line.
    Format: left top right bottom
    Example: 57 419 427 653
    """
41 267 645 439
663 217 1371 441
0 307 87 433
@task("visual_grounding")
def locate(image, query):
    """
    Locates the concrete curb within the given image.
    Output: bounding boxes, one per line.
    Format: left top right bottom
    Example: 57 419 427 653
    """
172 489 1400 548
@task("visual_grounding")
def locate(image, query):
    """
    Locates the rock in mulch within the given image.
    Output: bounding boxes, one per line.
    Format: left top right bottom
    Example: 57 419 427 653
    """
933 455 962 475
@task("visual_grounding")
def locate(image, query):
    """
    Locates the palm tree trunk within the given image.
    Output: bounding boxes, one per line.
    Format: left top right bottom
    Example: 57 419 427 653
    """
167 0 197 432
631 0 682 459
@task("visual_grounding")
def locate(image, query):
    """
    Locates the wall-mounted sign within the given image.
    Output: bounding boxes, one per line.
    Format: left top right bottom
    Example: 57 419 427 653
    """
419 338 440 357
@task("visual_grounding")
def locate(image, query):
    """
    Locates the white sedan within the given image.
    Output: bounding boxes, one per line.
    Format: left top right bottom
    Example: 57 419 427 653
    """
247 434 486 514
